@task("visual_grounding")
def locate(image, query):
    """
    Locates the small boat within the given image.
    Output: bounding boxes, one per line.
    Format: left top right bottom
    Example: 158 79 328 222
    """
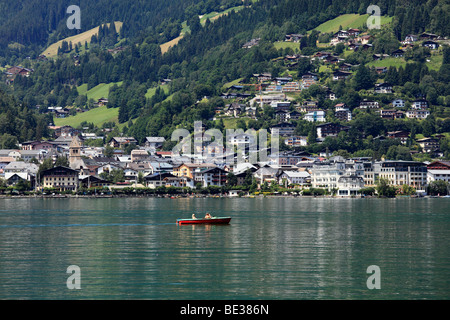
177 216 231 225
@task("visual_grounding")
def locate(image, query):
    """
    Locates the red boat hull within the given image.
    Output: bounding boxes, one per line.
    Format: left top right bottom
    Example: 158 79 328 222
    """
177 217 231 225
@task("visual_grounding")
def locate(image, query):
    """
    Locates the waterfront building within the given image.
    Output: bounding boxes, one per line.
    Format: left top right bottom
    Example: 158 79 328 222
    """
373 161 427 189
311 159 365 194
41 166 79 192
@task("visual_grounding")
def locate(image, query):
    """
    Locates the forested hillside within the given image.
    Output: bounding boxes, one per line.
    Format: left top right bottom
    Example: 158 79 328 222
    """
1 0 449 159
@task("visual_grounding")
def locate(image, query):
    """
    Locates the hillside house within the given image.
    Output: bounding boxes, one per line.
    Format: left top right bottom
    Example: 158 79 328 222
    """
412 99 429 110
359 100 379 109
422 40 439 50
375 83 393 94
391 49 405 58
316 123 350 139
392 99 406 108
109 137 137 148
304 110 326 123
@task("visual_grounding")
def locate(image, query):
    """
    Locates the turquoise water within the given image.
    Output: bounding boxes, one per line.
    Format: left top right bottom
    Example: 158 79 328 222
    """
0 197 449 299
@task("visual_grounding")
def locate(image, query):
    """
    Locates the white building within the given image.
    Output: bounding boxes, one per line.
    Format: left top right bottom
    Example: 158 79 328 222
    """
278 171 310 186
311 160 365 193
304 110 326 122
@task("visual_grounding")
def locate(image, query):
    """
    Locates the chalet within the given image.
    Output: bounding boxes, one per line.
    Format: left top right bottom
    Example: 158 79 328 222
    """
40 166 79 192
5 66 33 77
278 171 311 186
275 76 293 85
332 71 352 81
412 99 429 110
285 34 304 42
374 82 393 94
330 35 348 46
422 40 439 50
380 109 404 119
79 175 111 188
357 35 373 44
284 136 307 147
373 54 390 61
225 102 244 117
392 99 406 108
417 138 440 153
97 97 108 106
316 123 350 139
172 163 216 179
288 110 302 121
347 28 360 37
374 67 388 74
270 122 296 136
359 100 379 109
270 101 291 111
325 88 336 100
333 30 349 38
403 34 419 44
348 43 360 51
21 140 55 151
242 38 260 49
335 104 352 121
275 110 289 122
199 167 227 187
144 137 165 149
427 160 450 170
339 63 354 72
406 110 430 119
387 131 409 144
420 32 438 40
391 49 405 58
253 73 272 82
109 137 138 148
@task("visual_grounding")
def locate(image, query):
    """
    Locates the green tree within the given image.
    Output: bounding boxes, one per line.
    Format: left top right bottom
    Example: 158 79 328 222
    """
376 177 397 198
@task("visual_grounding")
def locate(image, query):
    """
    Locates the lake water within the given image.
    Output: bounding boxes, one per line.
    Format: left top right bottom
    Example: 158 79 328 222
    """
0 197 449 300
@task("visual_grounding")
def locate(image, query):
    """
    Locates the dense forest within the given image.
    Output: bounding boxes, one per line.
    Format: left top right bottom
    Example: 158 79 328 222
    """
0 0 449 158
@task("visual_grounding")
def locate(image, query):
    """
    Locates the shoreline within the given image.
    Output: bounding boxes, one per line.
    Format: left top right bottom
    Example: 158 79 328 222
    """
0 194 446 199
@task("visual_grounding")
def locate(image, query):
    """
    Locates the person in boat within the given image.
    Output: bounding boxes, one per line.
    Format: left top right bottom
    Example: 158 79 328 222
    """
204 213 212 219
192 214 197 219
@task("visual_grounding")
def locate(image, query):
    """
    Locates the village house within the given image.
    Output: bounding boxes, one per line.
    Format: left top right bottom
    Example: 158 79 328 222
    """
359 100 380 109
392 99 406 108
109 137 138 149
304 110 326 123
270 122 296 136
391 49 405 58
334 103 352 121
285 34 304 42
284 136 307 147
387 131 410 144
379 110 405 120
332 70 352 81
40 166 79 192
417 138 440 153
427 161 450 184
144 137 165 149
278 171 310 187
406 110 430 119
412 99 429 110
374 82 393 94
316 123 350 139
